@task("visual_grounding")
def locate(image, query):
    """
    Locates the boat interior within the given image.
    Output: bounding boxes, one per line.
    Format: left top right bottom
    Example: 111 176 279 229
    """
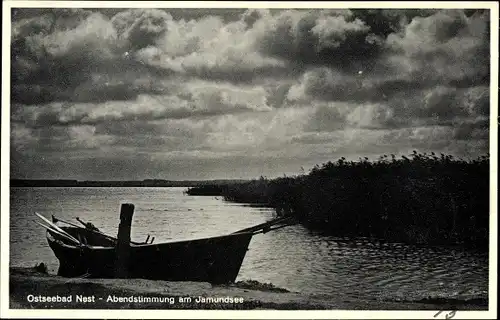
58 227 117 247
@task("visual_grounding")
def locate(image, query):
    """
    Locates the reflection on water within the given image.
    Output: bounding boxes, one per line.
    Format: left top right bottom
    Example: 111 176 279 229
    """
10 187 488 302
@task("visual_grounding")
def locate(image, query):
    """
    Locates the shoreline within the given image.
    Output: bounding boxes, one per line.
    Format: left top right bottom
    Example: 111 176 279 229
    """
9 267 488 310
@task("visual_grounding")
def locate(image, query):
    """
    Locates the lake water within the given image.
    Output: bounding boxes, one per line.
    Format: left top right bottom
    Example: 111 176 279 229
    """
9 187 488 303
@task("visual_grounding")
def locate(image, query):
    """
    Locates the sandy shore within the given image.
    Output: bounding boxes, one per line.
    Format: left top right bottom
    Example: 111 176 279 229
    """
9 267 487 310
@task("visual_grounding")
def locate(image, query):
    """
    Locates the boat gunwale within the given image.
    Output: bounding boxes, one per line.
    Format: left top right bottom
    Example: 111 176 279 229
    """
47 228 255 250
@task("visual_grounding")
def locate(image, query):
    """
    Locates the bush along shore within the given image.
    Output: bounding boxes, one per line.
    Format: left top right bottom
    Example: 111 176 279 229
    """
187 152 489 250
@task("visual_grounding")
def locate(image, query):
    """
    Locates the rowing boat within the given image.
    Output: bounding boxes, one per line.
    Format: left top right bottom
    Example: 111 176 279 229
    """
38 213 294 284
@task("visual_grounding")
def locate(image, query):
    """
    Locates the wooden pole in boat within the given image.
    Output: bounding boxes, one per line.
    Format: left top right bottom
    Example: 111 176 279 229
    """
114 203 134 278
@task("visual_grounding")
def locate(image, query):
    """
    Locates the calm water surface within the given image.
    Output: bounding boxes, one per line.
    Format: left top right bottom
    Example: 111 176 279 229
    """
10 187 488 302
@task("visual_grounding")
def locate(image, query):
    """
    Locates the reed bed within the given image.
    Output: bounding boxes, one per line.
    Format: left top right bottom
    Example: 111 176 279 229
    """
187 152 489 249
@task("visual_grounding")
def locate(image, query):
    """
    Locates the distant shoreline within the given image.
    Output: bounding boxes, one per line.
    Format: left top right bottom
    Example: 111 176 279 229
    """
10 179 247 188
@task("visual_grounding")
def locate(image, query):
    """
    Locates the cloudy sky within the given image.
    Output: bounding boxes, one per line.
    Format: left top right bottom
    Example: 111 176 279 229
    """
9 6 491 180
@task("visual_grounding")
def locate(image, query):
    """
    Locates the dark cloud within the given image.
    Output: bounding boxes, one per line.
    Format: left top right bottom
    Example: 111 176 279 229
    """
295 82 490 135
179 62 290 85
111 9 171 50
11 8 288 105
93 120 198 138
11 81 271 129
286 68 430 105
11 10 174 105
265 83 293 108
385 9 490 86
11 8 249 24
9 7 492 179
11 8 490 105
290 132 335 145
452 118 489 141
241 9 268 29
391 86 489 125
304 103 347 132
256 9 385 72
407 10 467 42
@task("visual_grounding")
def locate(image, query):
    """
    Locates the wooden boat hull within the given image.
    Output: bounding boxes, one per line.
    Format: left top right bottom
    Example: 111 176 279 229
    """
47 227 253 284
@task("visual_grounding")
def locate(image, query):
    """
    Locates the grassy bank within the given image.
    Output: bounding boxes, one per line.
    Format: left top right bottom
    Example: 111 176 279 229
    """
187 152 490 249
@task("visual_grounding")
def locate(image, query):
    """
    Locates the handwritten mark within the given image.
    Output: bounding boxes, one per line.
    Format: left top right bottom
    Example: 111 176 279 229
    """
434 309 457 319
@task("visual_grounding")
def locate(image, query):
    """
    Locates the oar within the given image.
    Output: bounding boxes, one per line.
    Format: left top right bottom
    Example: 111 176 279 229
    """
76 216 145 245
55 215 143 246
75 217 100 231
51 215 82 229
75 217 88 228
231 216 295 235
252 222 295 235
74 217 117 240
55 216 118 242
36 220 81 245
35 212 81 244
35 221 82 246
